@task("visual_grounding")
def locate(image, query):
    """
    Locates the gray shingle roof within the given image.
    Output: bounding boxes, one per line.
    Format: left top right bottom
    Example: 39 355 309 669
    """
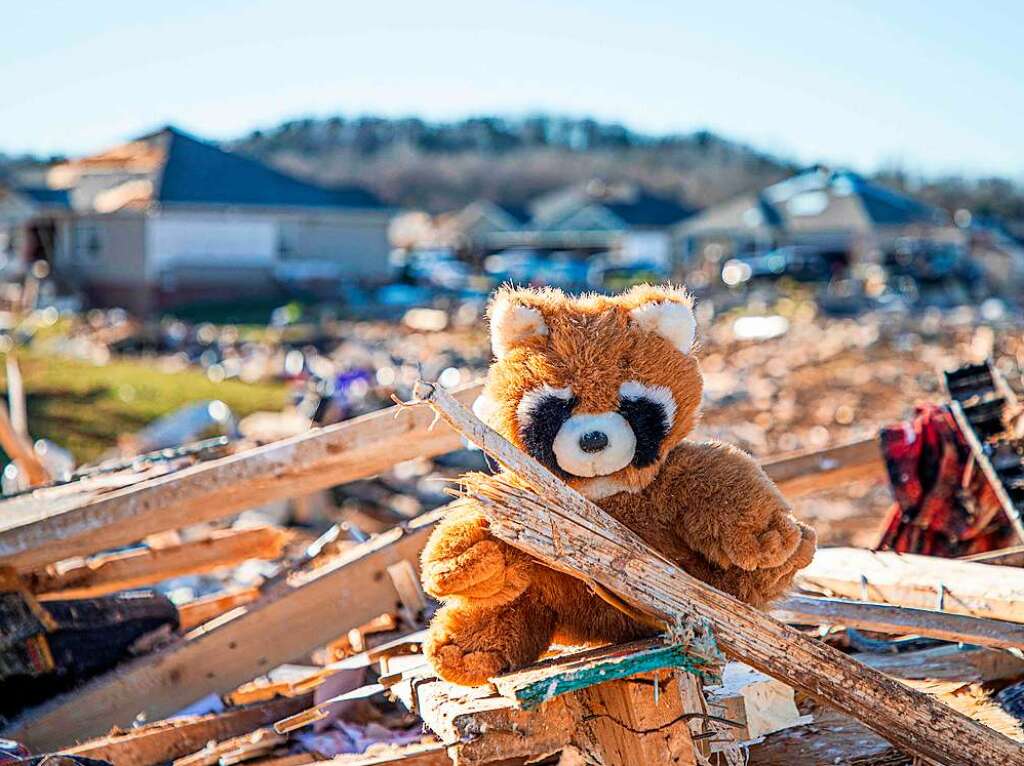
154 127 384 209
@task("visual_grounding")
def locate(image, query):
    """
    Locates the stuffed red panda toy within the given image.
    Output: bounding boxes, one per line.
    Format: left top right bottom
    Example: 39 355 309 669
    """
421 284 816 686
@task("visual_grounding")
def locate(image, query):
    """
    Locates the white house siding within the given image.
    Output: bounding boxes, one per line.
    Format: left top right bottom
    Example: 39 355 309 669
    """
69 213 148 283
276 213 392 282
55 213 150 312
146 211 278 281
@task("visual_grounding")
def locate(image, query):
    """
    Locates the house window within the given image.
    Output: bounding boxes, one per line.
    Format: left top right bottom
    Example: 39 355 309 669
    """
74 222 103 260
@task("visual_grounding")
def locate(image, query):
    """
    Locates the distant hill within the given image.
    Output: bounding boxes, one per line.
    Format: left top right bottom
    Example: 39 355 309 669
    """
228 115 797 213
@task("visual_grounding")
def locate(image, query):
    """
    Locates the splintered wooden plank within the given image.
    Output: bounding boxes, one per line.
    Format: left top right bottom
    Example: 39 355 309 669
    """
491 638 712 710
795 547 1024 623
567 671 698 766
0 383 481 572
2 510 442 752
774 594 1024 650
29 526 292 598
415 380 1024 766
397 655 802 766
178 586 263 631
761 437 886 497
60 694 312 766
392 673 575 766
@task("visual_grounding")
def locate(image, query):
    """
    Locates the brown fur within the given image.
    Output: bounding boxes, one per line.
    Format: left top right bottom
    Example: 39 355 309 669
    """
421 285 816 685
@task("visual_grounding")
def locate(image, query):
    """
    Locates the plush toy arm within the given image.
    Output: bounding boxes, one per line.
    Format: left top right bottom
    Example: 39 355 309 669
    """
420 501 531 605
680 520 817 607
667 442 807 572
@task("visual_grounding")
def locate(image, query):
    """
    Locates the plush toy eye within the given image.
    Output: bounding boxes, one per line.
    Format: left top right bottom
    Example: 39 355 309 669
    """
517 385 576 474
618 381 676 468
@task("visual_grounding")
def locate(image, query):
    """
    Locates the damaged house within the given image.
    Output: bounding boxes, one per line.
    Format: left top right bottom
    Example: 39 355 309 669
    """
439 180 695 265
0 127 392 314
673 166 956 276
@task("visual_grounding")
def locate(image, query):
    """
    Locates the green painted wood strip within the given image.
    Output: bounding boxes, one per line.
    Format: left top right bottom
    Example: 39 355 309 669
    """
511 642 714 710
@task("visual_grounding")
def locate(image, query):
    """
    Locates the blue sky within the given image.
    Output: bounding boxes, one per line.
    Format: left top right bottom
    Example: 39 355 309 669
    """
3 0 1021 177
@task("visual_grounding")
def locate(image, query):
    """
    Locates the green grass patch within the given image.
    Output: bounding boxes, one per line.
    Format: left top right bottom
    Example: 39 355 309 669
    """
2 353 288 464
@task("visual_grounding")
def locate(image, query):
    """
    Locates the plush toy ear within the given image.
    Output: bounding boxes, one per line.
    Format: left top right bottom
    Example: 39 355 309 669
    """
628 292 696 354
488 291 548 359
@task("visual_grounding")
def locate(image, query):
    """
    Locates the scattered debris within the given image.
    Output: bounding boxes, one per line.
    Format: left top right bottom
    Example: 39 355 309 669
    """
3 310 1024 764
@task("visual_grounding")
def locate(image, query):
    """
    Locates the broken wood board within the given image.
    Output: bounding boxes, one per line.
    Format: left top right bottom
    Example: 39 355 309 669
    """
29 526 291 598
795 547 1024 623
1 510 441 752
415 380 1024 766
0 382 481 572
59 694 311 766
179 586 263 632
393 673 574 766
490 637 712 710
775 594 1024 650
567 671 698 766
761 436 885 498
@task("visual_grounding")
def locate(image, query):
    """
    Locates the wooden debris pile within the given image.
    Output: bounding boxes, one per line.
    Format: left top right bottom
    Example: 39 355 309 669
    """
2 370 1024 766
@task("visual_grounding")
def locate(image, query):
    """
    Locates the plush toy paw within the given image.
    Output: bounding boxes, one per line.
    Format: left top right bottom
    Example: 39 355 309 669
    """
761 521 817 588
425 636 508 686
719 513 803 571
422 539 525 602
784 521 817 572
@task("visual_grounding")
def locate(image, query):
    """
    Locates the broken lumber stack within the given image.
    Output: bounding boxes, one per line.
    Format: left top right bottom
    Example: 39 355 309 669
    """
5 378 1024 765
389 639 809 766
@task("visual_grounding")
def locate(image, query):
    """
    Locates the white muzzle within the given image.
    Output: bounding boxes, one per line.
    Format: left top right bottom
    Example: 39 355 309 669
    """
552 412 636 477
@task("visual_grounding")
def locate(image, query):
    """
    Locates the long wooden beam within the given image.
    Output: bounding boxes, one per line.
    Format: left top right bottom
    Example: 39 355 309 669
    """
774 594 1024 650
28 526 291 598
762 436 885 497
415 381 1024 766
0 383 480 572
795 547 1024 623
1 510 442 752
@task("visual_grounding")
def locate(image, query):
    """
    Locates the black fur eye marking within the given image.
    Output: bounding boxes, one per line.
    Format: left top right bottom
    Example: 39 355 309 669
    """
518 392 576 476
618 396 669 468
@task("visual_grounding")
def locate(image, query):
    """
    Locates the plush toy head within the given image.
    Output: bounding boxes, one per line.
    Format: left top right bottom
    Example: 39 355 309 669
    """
475 284 703 499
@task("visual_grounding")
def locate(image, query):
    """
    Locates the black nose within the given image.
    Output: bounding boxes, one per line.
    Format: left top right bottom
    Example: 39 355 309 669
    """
579 431 609 453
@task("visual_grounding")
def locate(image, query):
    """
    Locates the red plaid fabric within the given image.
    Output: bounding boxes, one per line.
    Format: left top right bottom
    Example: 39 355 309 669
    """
875 403 1015 556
